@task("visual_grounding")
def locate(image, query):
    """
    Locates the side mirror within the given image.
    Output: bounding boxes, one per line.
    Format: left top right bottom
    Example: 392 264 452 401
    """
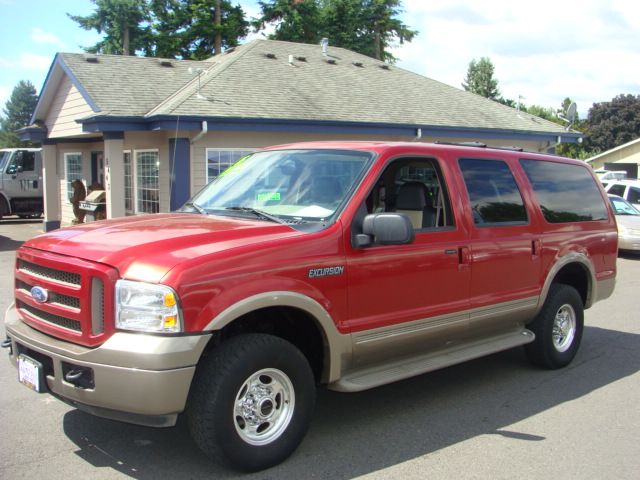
354 213 415 248
6 166 16 175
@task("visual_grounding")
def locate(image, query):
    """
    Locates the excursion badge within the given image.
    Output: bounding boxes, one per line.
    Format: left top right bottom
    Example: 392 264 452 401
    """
308 266 345 279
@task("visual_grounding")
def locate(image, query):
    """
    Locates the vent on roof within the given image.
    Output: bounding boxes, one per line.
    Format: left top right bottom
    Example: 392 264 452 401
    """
352 61 364 67
295 56 307 62
85 57 99 64
379 64 390 70
159 60 173 67
264 53 277 59
325 59 337 65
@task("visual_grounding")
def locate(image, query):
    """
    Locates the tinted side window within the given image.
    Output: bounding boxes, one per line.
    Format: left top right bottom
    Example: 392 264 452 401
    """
628 187 640 204
608 184 626 197
459 158 527 225
520 159 608 223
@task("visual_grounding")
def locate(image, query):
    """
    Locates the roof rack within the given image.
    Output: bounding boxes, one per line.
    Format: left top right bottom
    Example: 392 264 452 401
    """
434 141 524 152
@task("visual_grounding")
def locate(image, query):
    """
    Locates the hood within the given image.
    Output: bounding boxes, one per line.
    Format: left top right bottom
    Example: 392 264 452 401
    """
616 214 640 230
23 213 301 282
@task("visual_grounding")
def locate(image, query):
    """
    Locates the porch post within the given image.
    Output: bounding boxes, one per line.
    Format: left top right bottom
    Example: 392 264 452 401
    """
41 141 61 232
104 132 125 219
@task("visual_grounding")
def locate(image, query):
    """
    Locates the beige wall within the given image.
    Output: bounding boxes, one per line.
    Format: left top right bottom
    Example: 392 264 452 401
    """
45 76 94 138
588 141 640 171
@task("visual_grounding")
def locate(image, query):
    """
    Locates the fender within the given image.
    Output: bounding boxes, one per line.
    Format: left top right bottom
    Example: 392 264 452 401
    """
537 251 596 314
204 291 352 384
0 191 11 214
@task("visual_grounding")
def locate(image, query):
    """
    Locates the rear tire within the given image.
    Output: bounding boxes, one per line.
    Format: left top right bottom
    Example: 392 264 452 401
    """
187 334 316 472
0 196 9 220
525 284 584 369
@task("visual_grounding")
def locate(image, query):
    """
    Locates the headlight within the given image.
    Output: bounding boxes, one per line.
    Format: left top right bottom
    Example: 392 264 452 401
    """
115 280 183 333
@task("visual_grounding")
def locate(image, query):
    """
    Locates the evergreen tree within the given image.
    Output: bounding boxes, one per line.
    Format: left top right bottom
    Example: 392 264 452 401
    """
253 0 322 44
462 57 500 100
0 80 38 148
69 0 151 55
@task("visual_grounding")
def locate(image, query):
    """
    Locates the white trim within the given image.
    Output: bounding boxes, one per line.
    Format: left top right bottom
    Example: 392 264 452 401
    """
133 149 160 214
586 137 640 163
63 152 83 204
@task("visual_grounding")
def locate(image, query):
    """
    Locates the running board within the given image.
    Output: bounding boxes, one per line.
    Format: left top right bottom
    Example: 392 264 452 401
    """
330 329 535 392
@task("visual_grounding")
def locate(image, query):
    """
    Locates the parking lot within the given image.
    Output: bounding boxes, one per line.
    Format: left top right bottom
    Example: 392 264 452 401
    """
1 218 638 480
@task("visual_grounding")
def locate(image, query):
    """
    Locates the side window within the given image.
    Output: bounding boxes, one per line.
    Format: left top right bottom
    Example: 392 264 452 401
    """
628 187 640 204
608 184 626 197
363 157 454 230
459 158 527 225
520 159 608 222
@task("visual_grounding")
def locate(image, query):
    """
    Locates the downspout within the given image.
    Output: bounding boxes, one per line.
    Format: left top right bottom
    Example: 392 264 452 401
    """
191 121 208 144
413 127 422 142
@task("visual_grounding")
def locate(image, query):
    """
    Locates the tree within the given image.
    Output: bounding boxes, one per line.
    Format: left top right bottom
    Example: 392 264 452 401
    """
69 0 150 55
253 0 322 44
586 94 640 152
252 0 417 62
462 57 500 100
0 80 38 148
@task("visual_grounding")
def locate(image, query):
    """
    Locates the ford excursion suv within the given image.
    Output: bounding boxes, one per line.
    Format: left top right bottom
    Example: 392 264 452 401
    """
3 141 617 471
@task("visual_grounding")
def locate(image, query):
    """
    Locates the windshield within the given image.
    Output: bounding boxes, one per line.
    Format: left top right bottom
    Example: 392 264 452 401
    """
0 151 10 171
609 196 640 215
185 149 373 224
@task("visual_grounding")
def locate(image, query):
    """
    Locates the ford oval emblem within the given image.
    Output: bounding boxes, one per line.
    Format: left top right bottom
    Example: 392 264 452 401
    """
30 286 49 304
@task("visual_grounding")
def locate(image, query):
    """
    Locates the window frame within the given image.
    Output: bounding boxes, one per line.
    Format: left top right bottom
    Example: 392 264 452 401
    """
64 152 83 204
133 149 160 214
123 150 135 215
458 157 529 228
205 147 255 183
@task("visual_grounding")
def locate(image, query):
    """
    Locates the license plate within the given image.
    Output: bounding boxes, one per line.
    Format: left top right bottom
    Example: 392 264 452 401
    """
18 354 44 393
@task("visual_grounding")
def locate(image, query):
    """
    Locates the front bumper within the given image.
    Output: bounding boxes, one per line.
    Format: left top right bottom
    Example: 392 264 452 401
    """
4 303 211 427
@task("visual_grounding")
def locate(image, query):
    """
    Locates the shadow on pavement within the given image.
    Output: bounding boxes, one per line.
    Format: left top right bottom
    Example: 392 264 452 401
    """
62 326 640 479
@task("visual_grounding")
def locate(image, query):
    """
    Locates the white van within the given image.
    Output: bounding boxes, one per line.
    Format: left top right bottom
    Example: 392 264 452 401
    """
0 148 43 219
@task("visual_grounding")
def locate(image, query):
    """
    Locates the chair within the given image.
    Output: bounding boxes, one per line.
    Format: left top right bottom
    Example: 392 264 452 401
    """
396 181 437 229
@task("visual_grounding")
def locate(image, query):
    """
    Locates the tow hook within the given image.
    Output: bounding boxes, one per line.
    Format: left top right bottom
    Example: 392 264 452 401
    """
62 363 95 389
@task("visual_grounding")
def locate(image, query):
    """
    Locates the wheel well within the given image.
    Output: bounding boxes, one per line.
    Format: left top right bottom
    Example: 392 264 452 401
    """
211 306 326 382
552 263 590 306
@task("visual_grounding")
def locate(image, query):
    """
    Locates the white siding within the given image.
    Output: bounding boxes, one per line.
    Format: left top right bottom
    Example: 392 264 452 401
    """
45 76 94 138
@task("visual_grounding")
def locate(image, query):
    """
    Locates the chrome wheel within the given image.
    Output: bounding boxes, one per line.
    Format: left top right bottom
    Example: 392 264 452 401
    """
552 303 576 353
234 368 295 446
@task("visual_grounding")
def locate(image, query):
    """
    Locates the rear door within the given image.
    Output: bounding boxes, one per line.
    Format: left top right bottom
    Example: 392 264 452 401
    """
457 156 542 338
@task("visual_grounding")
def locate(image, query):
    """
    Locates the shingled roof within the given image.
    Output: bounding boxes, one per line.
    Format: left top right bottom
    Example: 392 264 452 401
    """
34 39 577 141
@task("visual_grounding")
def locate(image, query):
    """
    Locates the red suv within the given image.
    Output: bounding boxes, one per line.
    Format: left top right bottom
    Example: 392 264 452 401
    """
4 141 617 471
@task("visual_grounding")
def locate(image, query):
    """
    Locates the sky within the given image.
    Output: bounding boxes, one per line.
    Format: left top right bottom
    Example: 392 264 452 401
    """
0 0 639 120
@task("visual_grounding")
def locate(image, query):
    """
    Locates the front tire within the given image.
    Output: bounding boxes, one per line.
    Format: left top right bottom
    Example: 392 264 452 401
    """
525 284 584 369
187 334 316 472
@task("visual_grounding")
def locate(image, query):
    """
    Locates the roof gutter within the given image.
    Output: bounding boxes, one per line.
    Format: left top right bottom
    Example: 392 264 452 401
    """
190 120 208 144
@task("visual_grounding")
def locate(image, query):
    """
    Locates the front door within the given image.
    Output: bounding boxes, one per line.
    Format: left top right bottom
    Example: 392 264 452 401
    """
345 156 471 367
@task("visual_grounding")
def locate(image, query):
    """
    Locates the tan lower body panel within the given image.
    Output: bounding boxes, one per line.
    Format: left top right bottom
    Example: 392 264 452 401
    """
331 328 534 392
5 304 209 426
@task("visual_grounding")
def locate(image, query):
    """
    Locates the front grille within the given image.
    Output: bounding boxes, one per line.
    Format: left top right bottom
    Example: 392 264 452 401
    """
18 260 81 285
14 250 116 347
17 300 82 332
16 280 80 309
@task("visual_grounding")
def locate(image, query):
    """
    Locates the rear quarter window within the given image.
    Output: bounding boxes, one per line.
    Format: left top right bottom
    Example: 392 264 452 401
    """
520 159 608 223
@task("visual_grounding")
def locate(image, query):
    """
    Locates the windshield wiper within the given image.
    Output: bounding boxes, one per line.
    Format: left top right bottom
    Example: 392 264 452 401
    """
226 206 287 224
182 201 207 215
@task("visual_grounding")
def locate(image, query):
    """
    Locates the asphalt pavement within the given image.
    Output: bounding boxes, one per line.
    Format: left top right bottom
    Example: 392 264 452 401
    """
0 218 639 479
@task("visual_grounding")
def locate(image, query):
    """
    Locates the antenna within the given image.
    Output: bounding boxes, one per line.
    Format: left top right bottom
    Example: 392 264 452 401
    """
558 101 577 130
188 67 206 99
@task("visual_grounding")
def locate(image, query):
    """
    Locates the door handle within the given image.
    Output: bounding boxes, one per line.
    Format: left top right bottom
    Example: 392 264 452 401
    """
532 239 541 258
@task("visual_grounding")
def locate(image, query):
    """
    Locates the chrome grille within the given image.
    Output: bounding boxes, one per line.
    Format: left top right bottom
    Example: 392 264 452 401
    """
17 300 82 332
16 280 80 309
17 260 81 285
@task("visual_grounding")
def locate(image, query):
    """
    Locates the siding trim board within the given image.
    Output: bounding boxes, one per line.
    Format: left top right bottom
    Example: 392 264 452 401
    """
80 115 583 144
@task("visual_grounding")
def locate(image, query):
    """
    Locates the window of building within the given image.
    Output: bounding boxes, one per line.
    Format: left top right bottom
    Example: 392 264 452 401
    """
520 159 608 222
206 148 254 183
459 158 527 225
123 151 134 215
135 150 159 214
64 153 83 203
